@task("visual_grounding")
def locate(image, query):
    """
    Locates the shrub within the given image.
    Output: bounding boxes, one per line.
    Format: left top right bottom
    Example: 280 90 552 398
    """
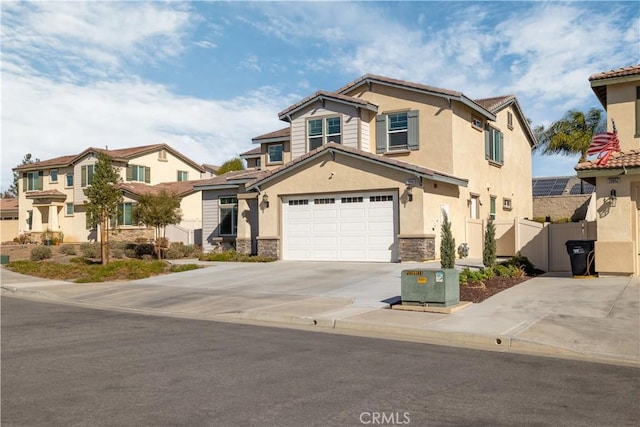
134 237 149 244
169 264 200 273
500 254 537 276
80 242 99 258
164 248 185 260
169 242 198 258
111 248 125 259
30 246 52 261
136 244 156 259
59 245 77 255
440 211 456 269
483 219 496 268
199 250 276 263
124 248 137 259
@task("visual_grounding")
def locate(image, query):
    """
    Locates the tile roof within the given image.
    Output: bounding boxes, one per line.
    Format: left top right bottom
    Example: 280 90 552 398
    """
117 178 214 197
202 164 220 174
252 127 290 142
278 91 377 120
0 198 19 211
474 95 516 112
589 64 640 81
336 74 462 98
240 146 261 157
13 155 77 171
193 168 263 188
24 190 67 198
245 142 467 190
575 150 640 171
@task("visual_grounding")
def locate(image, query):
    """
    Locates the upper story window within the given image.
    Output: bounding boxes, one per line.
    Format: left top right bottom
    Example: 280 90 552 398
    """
177 171 188 182
635 86 640 136
267 144 283 164
490 196 497 220
256 157 261 168
81 164 95 187
375 110 419 153
158 149 167 161
507 111 514 130
127 165 150 183
66 174 74 187
25 171 43 191
50 169 58 183
219 197 238 236
471 115 483 130
308 116 342 151
485 125 504 165
503 198 512 211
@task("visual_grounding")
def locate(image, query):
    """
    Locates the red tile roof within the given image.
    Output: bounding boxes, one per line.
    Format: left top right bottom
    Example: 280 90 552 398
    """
0 198 18 211
193 168 263 188
589 64 640 81
575 150 640 171
336 74 462 98
252 127 290 142
474 95 516 112
240 146 261 157
24 190 67 198
117 178 214 197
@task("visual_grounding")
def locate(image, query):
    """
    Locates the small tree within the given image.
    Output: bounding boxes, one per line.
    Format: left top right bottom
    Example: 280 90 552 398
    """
440 211 456 269
84 153 123 265
7 153 40 197
216 158 245 175
132 189 183 258
483 218 497 268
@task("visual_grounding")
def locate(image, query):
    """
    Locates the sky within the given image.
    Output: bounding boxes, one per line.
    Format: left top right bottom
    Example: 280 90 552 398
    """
1 1 639 193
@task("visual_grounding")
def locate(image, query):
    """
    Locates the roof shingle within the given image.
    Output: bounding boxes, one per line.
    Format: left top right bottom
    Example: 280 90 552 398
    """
575 150 640 171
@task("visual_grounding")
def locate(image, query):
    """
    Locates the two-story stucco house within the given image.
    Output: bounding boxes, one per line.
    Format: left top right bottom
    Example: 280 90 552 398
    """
198 74 537 262
577 64 640 276
13 144 209 244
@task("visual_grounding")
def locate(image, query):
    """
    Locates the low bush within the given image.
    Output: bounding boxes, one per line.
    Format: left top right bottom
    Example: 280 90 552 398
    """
500 254 537 276
199 250 276 263
80 242 100 258
164 248 185 260
111 248 125 259
136 244 156 259
30 246 52 261
59 245 77 256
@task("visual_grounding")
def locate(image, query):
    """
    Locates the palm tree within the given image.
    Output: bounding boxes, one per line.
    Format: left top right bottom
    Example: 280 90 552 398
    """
536 108 605 163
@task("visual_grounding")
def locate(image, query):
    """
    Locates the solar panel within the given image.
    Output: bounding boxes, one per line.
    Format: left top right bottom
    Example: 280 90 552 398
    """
532 177 572 196
568 182 595 195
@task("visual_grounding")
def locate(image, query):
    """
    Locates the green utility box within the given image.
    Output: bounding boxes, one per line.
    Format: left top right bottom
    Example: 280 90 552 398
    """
0 255 9 265
401 269 460 307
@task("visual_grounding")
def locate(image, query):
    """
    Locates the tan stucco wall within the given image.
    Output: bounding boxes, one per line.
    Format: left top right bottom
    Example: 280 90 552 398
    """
593 175 639 275
127 151 203 185
604 81 639 152
0 219 19 242
533 195 592 222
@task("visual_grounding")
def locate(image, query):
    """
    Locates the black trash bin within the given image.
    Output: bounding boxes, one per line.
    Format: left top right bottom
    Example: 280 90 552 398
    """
565 240 596 277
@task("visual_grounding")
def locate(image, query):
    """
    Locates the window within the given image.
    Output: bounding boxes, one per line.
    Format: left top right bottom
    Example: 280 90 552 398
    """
469 194 480 219
127 165 150 183
307 117 342 151
507 112 514 130
341 196 363 203
471 115 483 130
314 198 335 204
66 203 74 216
177 171 188 182
288 199 308 206
117 203 134 226
376 110 419 153
158 149 167 161
370 195 393 202
50 169 58 183
485 125 504 165
490 196 496 220
219 197 238 235
66 174 74 187
256 158 261 168
81 164 95 187
267 144 283 164
25 172 42 191
503 198 512 211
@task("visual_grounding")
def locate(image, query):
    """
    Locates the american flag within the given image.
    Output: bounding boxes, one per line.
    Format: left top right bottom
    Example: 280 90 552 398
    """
588 119 620 166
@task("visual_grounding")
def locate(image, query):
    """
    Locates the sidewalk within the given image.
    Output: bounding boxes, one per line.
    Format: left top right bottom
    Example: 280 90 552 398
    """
1 265 638 367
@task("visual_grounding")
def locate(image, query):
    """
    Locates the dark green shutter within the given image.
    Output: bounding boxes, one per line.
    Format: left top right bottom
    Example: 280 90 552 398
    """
145 167 150 183
375 115 386 153
407 110 419 151
484 126 490 159
38 171 43 190
126 165 132 181
22 173 26 193
498 131 504 164
81 166 87 187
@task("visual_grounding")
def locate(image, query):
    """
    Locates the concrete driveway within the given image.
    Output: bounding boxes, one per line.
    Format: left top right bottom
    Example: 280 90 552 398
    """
135 261 426 307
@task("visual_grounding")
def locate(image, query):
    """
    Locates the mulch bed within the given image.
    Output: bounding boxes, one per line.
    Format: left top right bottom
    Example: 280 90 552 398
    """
460 276 530 303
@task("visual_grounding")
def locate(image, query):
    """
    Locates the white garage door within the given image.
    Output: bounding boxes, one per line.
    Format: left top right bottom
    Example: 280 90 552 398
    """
283 192 397 262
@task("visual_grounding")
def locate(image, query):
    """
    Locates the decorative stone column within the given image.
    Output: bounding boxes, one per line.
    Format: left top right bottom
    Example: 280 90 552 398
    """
257 237 280 259
398 234 436 262
236 193 258 255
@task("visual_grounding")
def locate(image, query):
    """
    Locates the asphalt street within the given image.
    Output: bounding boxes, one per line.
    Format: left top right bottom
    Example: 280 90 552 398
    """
2 296 639 427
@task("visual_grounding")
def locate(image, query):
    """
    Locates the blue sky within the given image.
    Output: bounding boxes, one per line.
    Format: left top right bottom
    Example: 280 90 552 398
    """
1 1 638 192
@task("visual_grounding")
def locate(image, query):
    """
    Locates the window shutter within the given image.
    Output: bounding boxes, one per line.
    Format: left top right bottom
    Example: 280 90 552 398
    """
498 131 504 164
145 167 151 183
484 127 490 159
81 166 87 187
375 115 386 153
407 110 419 151
126 165 132 181
22 173 26 193
38 171 43 190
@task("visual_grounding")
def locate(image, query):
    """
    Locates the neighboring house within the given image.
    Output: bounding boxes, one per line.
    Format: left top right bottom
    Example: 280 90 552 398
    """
13 144 207 244
576 64 640 276
200 74 537 262
202 164 221 176
532 176 596 222
0 198 19 242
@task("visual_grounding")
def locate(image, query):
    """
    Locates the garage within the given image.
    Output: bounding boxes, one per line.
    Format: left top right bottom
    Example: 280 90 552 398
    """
282 192 398 262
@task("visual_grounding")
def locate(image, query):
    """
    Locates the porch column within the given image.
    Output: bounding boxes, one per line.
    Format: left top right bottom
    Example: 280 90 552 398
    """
236 193 258 255
48 204 60 231
32 207 43 232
